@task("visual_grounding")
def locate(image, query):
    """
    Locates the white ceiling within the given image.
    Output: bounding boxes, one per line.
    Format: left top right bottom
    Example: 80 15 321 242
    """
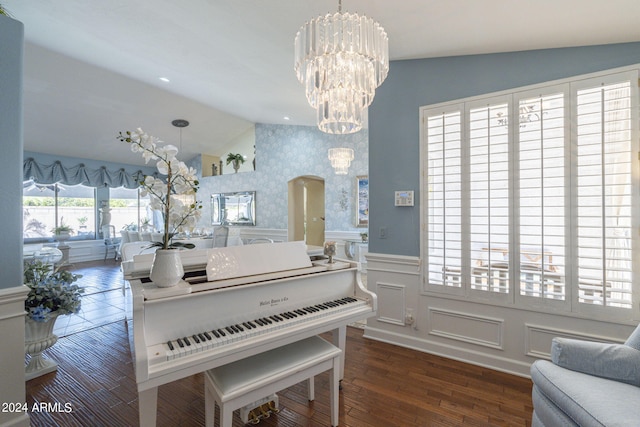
4 0 640 167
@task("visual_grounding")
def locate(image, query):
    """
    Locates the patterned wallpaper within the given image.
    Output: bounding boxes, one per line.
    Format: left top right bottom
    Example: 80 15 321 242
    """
194 123 369 233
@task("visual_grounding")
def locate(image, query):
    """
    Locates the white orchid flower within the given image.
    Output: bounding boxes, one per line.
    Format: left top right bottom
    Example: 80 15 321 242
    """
156 144 178 161
118 128 201 249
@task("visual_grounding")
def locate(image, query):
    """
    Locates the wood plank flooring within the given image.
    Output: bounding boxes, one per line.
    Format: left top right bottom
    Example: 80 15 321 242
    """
25 262 533 426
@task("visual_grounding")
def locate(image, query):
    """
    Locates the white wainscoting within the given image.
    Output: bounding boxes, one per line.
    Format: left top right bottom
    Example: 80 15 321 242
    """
363 252 637 378
0 286 31 427
376 282 406 326
524 324 623 360
428 308 504 350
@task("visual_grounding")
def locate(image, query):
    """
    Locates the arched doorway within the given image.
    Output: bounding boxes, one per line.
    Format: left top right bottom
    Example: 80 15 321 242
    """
287 176 325 246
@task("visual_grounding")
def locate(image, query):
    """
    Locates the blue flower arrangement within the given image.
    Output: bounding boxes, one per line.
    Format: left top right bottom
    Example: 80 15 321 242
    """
24 261 84 322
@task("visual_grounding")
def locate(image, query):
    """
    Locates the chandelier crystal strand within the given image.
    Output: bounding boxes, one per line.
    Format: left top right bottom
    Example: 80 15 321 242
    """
295 4 389 134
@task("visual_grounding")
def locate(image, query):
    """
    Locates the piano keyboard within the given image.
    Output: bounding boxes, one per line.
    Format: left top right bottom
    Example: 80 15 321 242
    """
154 297 366 362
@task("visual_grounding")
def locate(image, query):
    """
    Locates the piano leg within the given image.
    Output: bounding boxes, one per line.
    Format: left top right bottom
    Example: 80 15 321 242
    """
331 325 347 381
138 387 158 427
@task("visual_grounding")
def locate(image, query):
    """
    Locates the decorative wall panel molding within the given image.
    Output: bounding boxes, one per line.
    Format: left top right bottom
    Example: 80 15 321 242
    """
376 282 406 326
524 324 622 359
428 308 504 350
365 252 420 276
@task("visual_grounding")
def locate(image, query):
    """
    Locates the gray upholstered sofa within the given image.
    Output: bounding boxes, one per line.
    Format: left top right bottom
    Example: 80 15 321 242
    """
530 325 640 426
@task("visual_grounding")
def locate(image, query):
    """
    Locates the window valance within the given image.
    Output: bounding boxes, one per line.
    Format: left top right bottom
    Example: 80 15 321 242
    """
23 157 155 189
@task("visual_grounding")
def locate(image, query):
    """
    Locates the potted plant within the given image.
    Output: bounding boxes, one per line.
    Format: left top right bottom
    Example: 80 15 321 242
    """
226 153 245 173
122 222 138 231
51 217 74 241
77 216 88 230
118 128 202 287
24 260 84 379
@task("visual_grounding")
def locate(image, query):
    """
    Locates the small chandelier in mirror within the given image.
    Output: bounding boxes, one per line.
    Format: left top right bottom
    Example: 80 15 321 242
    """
294 0 389 134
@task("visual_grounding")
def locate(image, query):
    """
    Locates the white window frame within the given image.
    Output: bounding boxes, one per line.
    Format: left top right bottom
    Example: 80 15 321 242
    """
419 65 640 323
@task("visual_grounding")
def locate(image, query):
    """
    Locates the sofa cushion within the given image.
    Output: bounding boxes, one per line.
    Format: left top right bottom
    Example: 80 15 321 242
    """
625 324 640 351
552 338 640 386
531 360 640 426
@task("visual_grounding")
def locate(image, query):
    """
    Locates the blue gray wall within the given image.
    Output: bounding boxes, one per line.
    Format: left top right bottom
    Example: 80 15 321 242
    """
0 16 24 290
368 42 640 256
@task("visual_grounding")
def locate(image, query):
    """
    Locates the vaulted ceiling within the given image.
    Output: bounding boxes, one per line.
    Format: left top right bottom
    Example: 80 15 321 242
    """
5 0 640 166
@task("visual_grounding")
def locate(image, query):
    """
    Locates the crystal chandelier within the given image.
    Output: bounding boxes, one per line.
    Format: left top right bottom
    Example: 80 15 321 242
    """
294 0 389 134
328 147 354 174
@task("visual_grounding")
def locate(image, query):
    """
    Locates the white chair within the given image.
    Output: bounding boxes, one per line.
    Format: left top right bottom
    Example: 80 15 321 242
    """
102 225 121 261
120 241 158 262
127 230 141 242
139 231 153 241
204 336 341 427
213 226 229 248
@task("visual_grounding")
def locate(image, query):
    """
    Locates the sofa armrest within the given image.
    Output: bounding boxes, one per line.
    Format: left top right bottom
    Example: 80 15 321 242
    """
552 337 640 387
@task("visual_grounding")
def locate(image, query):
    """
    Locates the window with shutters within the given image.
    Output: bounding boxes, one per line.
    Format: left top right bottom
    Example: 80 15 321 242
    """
420 67 639 320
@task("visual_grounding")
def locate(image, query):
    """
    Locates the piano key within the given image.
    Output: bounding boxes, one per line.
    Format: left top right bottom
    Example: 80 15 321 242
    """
159 297 370 361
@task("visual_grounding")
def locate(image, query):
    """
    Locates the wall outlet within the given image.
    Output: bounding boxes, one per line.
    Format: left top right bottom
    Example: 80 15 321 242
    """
404 308 415 325
379 226 387 239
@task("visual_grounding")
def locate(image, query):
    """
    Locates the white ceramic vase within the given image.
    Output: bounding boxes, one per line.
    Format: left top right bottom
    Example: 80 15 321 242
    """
149 249 184 287
25 314 59 380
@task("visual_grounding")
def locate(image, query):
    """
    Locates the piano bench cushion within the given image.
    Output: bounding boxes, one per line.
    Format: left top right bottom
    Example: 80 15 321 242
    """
206 336 341 402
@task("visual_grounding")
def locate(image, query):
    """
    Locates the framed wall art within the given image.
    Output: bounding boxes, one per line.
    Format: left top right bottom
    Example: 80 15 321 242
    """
356 175 369 227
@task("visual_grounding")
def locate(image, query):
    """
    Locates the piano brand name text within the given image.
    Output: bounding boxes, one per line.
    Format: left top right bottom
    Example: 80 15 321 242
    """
260 297 289 307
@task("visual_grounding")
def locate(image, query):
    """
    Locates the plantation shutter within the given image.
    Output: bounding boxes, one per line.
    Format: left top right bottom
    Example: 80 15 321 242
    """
468 101 510 294
575 79 633 309
424 109 463 289
517 91 567 301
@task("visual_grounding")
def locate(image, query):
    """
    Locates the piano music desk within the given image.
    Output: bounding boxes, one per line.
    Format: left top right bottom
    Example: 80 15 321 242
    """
204 336 341 427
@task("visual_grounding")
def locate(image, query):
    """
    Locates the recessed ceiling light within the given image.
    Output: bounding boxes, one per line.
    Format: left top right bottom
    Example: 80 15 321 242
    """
159 77 170 83
283 116 290 121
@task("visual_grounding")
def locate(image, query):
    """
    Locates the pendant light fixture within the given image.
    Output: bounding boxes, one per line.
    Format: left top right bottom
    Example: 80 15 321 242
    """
171 119 195 207
294 0 389 134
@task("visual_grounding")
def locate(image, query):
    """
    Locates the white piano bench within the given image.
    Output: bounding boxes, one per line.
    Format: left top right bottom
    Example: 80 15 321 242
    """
204 336 341 427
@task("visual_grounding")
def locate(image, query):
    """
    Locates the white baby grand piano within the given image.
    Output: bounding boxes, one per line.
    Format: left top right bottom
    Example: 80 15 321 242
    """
122 241 377 427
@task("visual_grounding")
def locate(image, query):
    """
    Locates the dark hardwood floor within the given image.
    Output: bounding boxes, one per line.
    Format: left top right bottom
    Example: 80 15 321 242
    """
26 261 534 426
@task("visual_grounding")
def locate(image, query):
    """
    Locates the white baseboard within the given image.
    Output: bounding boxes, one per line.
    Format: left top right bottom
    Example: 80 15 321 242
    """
363 325 531 378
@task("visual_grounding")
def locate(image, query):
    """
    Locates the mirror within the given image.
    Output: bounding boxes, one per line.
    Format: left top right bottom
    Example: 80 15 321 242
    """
211 191 256 226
